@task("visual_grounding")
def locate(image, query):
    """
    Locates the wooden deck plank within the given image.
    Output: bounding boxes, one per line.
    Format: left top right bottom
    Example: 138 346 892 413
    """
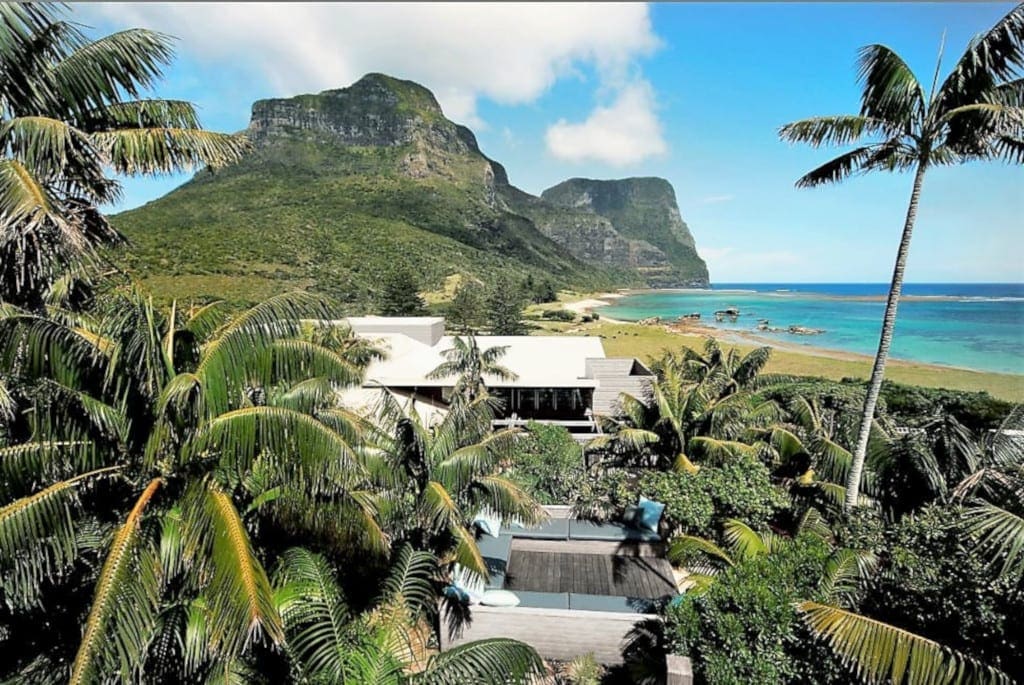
505 551 675 597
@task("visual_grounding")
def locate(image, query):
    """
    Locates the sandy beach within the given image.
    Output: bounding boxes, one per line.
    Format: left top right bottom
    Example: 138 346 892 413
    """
562 292 627 321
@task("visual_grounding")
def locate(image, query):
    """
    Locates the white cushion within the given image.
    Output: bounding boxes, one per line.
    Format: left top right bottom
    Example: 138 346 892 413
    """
480 589 521 607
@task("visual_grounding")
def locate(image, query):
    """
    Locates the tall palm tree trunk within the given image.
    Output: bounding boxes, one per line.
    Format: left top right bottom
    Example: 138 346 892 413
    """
845 162 927 513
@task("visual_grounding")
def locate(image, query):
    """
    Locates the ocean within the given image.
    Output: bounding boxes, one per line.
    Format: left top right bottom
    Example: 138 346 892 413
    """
599 283 1024 375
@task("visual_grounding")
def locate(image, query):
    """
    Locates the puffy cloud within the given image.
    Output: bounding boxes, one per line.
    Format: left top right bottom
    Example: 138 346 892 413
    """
544 81 666 166
78 2 659 126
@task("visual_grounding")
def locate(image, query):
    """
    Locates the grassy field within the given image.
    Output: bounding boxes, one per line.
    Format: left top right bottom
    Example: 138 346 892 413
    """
529 318 1023 402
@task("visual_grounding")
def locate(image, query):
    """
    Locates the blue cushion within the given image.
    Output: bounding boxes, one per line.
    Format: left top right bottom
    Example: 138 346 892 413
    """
568 519 661 543
637 496 666 533
513 591 570 609
508 518 570 540
569 593 657 614
476 533 513 562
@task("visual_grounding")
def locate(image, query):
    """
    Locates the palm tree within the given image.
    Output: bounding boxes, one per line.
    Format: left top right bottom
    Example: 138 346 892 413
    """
274 545 545 683
0 3 248 309
0 290 382 680
426 336 518 403
370 390 542 581
779 5 1024 513
590 341 778 472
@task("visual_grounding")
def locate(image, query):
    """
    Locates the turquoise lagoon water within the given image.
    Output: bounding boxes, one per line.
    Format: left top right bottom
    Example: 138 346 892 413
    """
600 284 1024 375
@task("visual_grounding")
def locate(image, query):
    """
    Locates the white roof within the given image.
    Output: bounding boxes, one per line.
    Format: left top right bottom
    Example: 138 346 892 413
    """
347 316 444 326
359 333 605 389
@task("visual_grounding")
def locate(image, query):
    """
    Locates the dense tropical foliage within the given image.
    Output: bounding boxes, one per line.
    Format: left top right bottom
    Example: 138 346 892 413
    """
780 2 1024 512
579 336 1022 684
0 3 248 309
2 3 1021 684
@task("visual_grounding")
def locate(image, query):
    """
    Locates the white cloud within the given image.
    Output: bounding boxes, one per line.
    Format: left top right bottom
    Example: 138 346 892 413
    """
701 194 734 204
545 81 666 166
79 2 659 127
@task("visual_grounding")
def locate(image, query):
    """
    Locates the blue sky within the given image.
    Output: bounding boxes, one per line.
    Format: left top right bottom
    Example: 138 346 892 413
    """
79 3 1022 283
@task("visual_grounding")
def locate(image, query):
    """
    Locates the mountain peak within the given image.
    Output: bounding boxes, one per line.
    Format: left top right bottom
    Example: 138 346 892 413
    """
247 72 462 149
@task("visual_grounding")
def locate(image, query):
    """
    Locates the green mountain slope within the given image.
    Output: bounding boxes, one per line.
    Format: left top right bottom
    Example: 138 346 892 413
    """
112 74 705 306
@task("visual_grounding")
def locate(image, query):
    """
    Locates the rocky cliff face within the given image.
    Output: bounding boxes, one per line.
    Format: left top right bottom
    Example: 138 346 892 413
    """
249 73 471 151
540 178 709 287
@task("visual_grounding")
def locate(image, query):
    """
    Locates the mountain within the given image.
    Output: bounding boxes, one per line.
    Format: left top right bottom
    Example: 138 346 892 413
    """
111 73 707 306
538 178 708 287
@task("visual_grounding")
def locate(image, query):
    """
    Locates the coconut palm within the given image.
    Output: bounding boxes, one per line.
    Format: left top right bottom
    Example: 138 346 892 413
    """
274 545 544 683
590 341 778 472
779 4 1024 513
370 390 542 581
0 290 383 681
426 335 517 403
0 3 248 308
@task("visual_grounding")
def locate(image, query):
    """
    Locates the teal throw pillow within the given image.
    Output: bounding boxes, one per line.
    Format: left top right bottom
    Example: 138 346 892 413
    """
637 496 666 533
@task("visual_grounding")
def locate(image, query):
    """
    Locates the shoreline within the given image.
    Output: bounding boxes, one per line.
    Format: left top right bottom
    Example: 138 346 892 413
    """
558 292 1024 384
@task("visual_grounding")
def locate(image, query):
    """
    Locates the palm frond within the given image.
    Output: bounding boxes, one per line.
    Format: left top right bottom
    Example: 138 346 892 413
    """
0 440 96 493
798 601 1010 685
193 292 332 417
186 405 362 491
963 502 1024 580
92 127 249 174
778 115 898 147
378 544 438 619
796 507 833 542
937 4 1024 109
80 99 201 131
420 480 462 533
449 521 486 578
819 548 878 606
273 547 351 682
687 436 755 462
722 519 773 560
856 44 926 126
668 534 734 569
70 477 161 685
472 475 544 525
1 115 100 185
412 637 544 685
48 28 176 115
792 143 894 188
182 482 284 661
0 466 120 604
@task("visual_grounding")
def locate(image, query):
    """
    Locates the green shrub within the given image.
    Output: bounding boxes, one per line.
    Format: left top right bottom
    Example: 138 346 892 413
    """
839 505 1023 681
667 535 849 684
506 422 585 504
572 455 788 539
541 308 577 322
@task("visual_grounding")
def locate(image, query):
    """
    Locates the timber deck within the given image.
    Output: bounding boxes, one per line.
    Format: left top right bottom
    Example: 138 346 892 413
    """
504 549 676 598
